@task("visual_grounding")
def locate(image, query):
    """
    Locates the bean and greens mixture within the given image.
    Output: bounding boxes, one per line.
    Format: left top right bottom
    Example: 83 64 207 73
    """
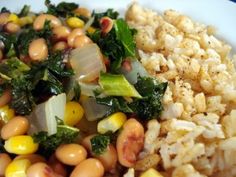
0 1 167 177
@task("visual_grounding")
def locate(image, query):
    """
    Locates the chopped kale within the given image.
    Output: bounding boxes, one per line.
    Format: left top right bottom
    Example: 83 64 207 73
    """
92 9 119 28
89 19 136 72
96 96 133 116
0 33 17 56
0 7 10 13
33 120 79 157
90 134 110 155
130 76 168 120
73 82 81 101
18 5 30 17
45 0 78 17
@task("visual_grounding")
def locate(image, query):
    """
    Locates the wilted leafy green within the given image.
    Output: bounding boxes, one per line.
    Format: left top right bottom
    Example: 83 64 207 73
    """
18 5 30 17
89 19 136 72
0 33 17 57
92 9 119 27
130 76 168 120
45 0 78 17
33 119 79 157
90 134 110 155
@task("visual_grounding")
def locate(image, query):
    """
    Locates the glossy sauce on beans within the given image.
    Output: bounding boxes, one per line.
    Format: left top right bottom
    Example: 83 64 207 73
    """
29 38 48 61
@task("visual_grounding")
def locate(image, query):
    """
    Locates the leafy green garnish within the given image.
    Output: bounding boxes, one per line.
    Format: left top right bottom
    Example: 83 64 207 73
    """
18 5 30 17
0 33 17 56
90 134 110 155
33 120 79 157
130 76 168 120
45 0 78 17
96 96 133 116
114 19 136 57
17 20 52 55
99 72 141 98
92 9 119 27
89 19 136 72
0 7 10 13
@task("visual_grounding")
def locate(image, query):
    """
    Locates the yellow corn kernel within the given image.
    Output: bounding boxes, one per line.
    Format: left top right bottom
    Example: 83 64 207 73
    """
5 159 31 177
140 168 163 177
87 27 96 34
0 105 15 123
97 112 127 134
18 16 35 27
66 17 84 28
7 14 19 24
4 136 38 155
64 101 84 126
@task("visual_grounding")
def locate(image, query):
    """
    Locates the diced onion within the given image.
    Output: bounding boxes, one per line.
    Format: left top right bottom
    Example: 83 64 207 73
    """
70 43 106 82
81 97 109 121
120 59 148 84
79 81 101 97
28 93 66 135
83 16 95 32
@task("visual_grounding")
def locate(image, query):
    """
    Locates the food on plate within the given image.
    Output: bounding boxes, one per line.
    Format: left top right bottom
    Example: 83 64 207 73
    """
0 1 235 177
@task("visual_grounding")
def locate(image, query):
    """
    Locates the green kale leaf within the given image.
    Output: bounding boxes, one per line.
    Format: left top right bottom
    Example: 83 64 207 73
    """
130 76 168 120
89 19 136 72
90 134 110 155
18 5 30 17
96 96 133 116
45 0 78 17
32 120 79 157
92 9 119 28
0 33 17 56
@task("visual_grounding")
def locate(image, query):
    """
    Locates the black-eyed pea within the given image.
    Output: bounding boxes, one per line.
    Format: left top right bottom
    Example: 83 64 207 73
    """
67 28 84 47
0 153 11 176
116 118 144 167
4 22 20 33
0 89 11 107
28 38 48 61
81 135 117 172
26 162 58 177
73 35 92 48
55 143 87 166
33 14 62 31
0 13 10 25
70 158 104 177
74 7 91 18
1 116 29 140
53 41 68 51
100 17 113 34
53 26 71 40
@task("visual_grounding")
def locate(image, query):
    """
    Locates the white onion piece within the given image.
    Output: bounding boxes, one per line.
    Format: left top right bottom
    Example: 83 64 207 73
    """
81 97 109 121
120 59 148 84
79 81 101 97
83 16 95 32
28 93 66 135
70 43 106 82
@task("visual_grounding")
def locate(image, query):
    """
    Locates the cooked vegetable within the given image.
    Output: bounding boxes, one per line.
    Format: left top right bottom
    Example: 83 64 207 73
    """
0 32 17 57
92 9 118 28
0 105 15 123
64 101 84 126
130 76 168 120
17 20 52 56
5 159 31 177
89 19 136 72
96 96 133 116
81 97 110 121
4 135 38 155
70 43 106 82
18 5 30 17
140 168 164 177
32 120 79 157
99 72 141 98
90 134 110 155
97 112 127 134
116 118 144 167
45 0 78 17
28 93 66 135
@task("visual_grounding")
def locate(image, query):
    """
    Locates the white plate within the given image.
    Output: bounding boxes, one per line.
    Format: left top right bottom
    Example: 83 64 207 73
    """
1 0 236 51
